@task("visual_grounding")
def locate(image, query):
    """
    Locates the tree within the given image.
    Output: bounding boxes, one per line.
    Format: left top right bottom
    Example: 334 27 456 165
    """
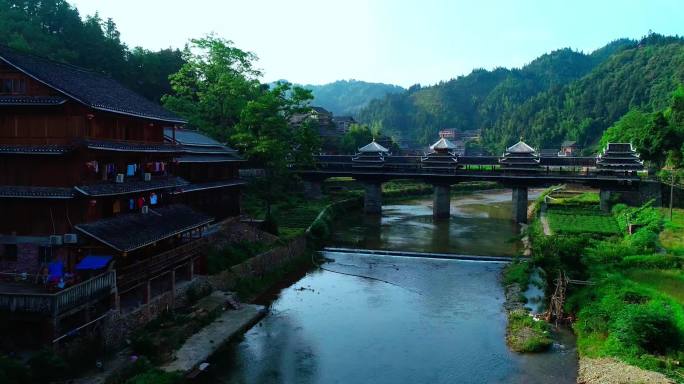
340 124 373 154
231 82 317 215
162 35 262 142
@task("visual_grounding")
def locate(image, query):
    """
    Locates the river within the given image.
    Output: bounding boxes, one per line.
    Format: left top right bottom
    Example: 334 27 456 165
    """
201 189 578 383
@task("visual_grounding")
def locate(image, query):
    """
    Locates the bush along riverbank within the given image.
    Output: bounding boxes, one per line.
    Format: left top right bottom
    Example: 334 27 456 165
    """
526 188 684 383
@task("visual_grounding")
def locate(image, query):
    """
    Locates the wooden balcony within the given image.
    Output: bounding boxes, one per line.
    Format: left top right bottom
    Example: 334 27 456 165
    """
117 238 208 293
0 271 116 316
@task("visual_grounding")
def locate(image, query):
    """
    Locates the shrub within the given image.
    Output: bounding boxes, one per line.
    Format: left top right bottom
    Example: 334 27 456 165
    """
613 302 682 355
105 357 153 384
28 348 68 382
262 213 279 235
0 356 30 384
620 254 684 269
124 369 183 384
502 261 531 288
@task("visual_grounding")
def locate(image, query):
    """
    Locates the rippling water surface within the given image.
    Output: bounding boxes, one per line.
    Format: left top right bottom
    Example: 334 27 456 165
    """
201 189 578 384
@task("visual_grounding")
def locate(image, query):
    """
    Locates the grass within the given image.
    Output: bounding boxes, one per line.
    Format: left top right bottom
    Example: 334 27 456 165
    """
547 207 619 235
624 269 684 305
659 208 684 254
506 309 553 353
502 261 531 288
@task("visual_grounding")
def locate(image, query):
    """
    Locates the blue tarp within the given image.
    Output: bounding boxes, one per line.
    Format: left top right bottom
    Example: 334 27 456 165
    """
75 255 112 270
48 261 63 279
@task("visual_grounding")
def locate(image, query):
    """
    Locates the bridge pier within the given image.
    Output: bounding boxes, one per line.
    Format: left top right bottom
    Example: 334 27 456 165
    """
433 184 451 219
512 186 528 224
303 180 323 199
363 182 383 214
600 189 612 212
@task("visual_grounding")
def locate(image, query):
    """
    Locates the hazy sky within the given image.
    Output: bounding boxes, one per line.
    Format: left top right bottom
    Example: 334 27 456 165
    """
69 0 682 87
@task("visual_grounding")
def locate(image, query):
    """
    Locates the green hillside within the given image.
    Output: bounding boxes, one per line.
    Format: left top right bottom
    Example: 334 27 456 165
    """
359 35 684 153
299 80 404 116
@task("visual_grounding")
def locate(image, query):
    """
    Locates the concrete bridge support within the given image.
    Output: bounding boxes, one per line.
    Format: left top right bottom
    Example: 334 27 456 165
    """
363 182 383 214
303 180 323 199
600 189 612 212
433 184 451 219
512 186 529 224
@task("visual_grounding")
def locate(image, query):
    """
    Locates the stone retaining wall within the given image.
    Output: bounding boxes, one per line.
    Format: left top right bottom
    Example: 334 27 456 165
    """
101 277 211 348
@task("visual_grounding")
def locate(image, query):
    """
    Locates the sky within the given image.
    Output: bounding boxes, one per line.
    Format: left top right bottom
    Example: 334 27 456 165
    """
69 0 683 88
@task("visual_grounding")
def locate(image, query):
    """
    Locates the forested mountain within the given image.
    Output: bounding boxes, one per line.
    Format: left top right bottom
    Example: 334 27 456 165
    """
0 0 184 102
358 35 684 153
301 80 404 116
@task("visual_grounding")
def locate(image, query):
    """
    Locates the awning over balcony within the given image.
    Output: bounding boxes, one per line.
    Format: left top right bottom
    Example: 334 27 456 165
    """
75 255 112 270
74 204 213 253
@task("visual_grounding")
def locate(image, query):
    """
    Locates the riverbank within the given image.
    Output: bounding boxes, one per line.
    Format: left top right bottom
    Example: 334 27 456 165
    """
526 187 684 383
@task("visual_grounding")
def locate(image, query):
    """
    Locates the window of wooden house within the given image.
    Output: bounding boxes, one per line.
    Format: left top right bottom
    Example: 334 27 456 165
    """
1 244 18 261
0 78 27 94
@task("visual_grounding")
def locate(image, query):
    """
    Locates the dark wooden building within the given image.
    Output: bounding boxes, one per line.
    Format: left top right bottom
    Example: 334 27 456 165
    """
0 46 243 346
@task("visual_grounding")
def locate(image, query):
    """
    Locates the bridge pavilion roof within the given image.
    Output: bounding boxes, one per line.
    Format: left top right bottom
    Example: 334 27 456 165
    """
430 138 458 152
499 140 540 170
358 140 389 153
506 140 536 154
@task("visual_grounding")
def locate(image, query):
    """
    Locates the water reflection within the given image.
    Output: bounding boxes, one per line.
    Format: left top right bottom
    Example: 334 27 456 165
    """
332 189 540 256
202 189 577 384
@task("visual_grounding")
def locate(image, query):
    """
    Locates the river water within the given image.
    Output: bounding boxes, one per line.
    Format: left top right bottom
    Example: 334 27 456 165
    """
201 189 578 383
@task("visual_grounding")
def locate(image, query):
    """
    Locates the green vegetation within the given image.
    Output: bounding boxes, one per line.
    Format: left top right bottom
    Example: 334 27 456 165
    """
0 0 184 102
124 369 183 384
506 309 553 353
502 261 531 288
546 207 619 235
529 190 684 379
299 80 404 116
359 34 684 155
207 241 272 274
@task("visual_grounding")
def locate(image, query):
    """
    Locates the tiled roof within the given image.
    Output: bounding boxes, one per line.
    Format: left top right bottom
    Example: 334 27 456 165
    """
430 138 458 151
0 144 72 155
506 140 536 154
83 139 180 153
164 128 223 147
311 106 331 114
358 140 389 153
174 179 246 194
332 116 355 123
0 185 74 199
163 128 242 163
0 95 67 106
75 204 213 252
75 177 189 197
0 46 185 124
176 154 243 163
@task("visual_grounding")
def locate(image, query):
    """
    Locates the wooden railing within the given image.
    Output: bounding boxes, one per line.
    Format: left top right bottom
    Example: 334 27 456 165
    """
117 238 207 293
0 271 116 315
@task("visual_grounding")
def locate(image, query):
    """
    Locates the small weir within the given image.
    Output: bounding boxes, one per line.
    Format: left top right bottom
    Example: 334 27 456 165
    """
324 247 514 262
